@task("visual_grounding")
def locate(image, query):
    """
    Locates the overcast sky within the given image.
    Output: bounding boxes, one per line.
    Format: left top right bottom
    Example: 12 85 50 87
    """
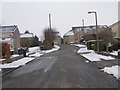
2 2 118 38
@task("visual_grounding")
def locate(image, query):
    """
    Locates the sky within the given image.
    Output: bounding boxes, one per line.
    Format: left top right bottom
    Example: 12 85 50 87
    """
1 1 119 39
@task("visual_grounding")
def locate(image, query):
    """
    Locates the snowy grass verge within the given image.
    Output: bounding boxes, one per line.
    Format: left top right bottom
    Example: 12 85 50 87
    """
81 51 115 62
0 57 35 69
73 44 86 48
110 51 118 56
75 44 115 61
101 65 120 79
0 45 60 70
41 45 60 54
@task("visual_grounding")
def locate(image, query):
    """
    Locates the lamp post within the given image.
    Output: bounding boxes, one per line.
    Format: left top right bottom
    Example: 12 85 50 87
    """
88 11 99 52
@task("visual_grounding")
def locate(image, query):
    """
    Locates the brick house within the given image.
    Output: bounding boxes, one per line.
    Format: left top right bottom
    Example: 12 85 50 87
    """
20 31 34 47
63 30 75 44
0 25 20 54
63 25 108 44
110 21 120 39
54 32 62 45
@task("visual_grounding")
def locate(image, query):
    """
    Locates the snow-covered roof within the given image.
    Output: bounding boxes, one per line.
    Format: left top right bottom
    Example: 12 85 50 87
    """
0 25 18 32
20 33 33 38
72 25 107 33
64 30 74 36
0 38 12 43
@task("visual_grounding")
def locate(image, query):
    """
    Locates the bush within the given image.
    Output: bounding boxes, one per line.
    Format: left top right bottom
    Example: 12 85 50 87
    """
42 40 53 50
111 38 120 51
87 40 106 51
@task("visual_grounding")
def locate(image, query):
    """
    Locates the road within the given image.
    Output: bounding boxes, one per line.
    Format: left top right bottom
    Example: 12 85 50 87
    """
2 45 118 88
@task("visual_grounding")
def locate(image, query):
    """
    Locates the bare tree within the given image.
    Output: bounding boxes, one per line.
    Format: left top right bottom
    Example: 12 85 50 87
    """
43 28 57 50
83 33 96 41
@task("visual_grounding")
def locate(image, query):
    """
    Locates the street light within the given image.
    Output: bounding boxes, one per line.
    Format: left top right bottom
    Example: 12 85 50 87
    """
88 11 99 52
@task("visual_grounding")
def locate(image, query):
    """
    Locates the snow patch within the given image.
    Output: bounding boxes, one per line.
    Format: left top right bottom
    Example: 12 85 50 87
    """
101 65 120 79
98 54 115 60
81 52 115 62
74 44 86 48
0 45 60 69
110 51 118 56
85 60 89 63
11 54 19 58
29 46 40 52
76 44 115 61
77 47 94 54
29 52 43 57
0 57 34 69
81 52 101 61
41 45 60 54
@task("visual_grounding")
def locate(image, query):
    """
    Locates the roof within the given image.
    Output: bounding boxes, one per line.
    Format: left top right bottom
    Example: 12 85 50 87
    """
0 38 12 43
110 20 120 27
20 33 33 38
0 25 18 32
72 25 108 33
64 30 74 36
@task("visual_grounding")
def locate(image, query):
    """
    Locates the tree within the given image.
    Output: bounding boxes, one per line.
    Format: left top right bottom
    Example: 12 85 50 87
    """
83 33 96 42
98 26 113 52
43 28 57 50
20 39 32 47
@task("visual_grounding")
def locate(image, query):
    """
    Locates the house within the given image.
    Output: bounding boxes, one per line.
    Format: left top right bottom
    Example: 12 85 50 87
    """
72 25 108 43
20 31 34 47
109 21 120 50
63 25 108 45
110 21 120 39
54 32 62 45
0 25 20 54
63 30 75 44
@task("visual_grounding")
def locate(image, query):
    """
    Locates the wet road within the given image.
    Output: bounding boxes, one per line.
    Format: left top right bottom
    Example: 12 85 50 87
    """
2 45 118 88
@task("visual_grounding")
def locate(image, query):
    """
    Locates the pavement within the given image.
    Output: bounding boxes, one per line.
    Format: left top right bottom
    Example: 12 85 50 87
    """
2 45 119 88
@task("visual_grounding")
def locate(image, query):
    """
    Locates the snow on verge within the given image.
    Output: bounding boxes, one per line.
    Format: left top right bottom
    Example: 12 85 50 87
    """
76 45 115 61
29 52 43 57
110 51 118 56
27 46 43 57
29 46 40 52
81 52 115 61
98 54 115 60
74 44 86 48
41 45 60 54
81 52 101 61
0 57 34 69
101 65 120 79
77 47 94 54
0 45 60 69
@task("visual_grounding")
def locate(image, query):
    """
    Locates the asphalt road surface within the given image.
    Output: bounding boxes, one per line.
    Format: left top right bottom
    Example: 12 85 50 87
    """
2 45 118 88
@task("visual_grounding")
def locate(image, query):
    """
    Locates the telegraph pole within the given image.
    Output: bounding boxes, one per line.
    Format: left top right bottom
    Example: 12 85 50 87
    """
82 19 85 35
49 13 52 42
49 13 52 30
